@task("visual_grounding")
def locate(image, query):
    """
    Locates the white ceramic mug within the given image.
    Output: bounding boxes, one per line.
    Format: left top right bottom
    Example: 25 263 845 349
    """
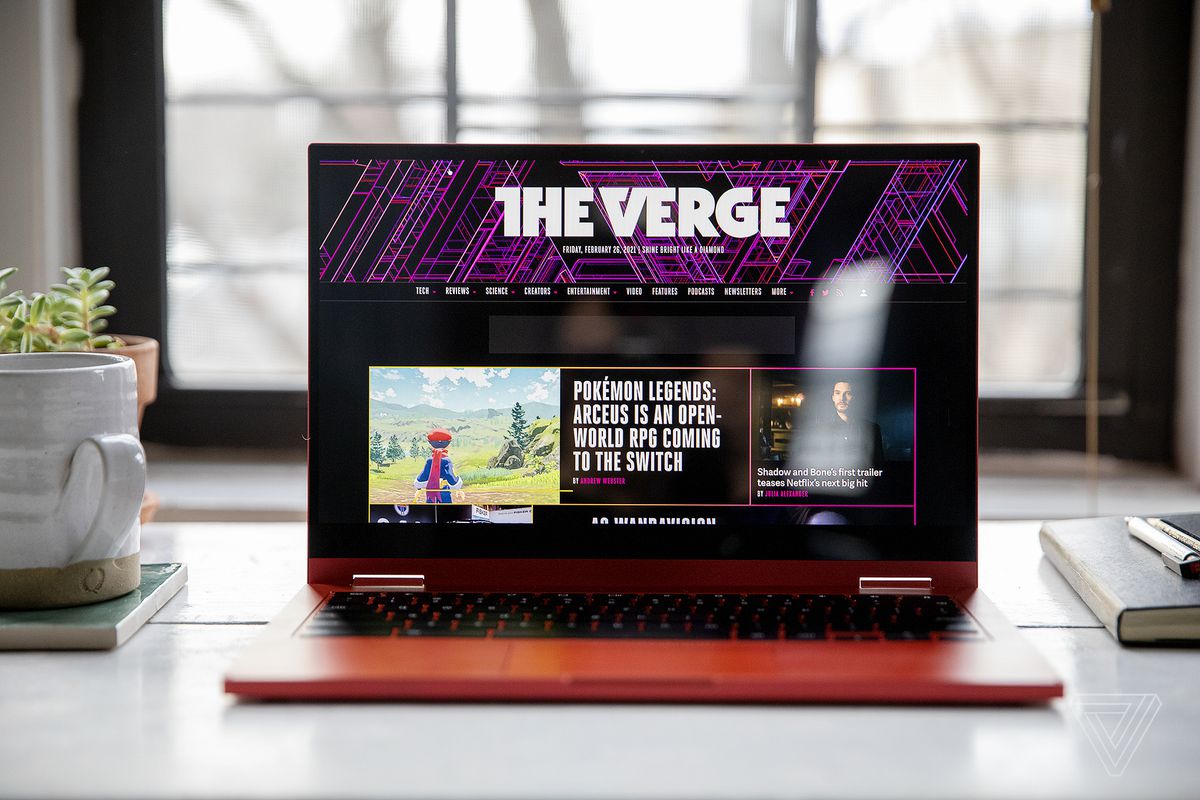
0 352 146 608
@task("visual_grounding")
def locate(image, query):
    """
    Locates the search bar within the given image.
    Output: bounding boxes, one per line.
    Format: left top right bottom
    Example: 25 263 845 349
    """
490 315 795 355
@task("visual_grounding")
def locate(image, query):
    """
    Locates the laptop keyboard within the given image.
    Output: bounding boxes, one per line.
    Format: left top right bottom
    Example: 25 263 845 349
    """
302 591 982 641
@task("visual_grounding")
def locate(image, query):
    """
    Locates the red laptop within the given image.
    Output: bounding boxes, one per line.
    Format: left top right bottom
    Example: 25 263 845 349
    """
224 143 1061 703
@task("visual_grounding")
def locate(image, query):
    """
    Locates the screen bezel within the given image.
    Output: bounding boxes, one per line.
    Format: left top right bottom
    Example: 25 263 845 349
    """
307 142 979 573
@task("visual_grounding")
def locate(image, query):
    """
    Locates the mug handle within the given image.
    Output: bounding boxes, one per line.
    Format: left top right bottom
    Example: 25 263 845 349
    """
65 434 147 564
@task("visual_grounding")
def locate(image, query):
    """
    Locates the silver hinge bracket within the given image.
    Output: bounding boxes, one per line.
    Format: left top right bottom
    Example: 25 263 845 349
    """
858 576 933 594
351 574 426 591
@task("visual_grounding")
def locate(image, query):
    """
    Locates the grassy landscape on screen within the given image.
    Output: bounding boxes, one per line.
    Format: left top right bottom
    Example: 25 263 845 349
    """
367 367 561 506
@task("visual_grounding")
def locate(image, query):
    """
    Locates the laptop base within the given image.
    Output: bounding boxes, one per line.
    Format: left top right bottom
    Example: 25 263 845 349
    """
225 585 1061 703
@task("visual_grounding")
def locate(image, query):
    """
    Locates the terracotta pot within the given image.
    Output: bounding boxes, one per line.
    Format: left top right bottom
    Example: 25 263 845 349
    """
112 334 159 427
111 334 159 524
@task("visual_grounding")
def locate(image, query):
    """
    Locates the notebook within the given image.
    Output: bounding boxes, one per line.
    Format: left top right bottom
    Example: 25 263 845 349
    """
1040 516 1200 643
224 143 1061 702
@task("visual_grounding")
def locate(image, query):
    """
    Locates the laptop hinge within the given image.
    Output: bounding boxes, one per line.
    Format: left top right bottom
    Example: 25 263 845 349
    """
858 576 933 594
351 574 426 591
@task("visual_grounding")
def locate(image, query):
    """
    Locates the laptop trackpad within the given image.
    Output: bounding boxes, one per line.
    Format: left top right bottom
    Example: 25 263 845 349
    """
504 642 754 682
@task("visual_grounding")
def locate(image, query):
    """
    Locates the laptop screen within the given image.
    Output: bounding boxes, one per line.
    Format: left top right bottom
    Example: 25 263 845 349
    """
309 144 977 562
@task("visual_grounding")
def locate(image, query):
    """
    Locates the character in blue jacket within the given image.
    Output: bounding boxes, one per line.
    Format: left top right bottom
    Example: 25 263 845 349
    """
413 428 463 503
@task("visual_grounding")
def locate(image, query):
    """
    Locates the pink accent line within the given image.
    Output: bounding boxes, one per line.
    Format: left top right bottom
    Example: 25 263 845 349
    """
753 366 913 371
581 504 788 508
533 503 921 509
747 368 753 506
907 367 916 525
556 366 912 371
753 504 915 509
363 502 921 512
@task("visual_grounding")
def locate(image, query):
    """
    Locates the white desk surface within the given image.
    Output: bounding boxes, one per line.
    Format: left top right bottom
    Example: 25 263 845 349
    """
1 521 1196 799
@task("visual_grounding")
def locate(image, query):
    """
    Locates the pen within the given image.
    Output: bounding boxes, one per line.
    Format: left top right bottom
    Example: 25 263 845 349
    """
1125 516 1200 578
1146 517 1200 551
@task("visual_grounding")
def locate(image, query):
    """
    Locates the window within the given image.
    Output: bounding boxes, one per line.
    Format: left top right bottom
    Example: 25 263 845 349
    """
161 0 815 392
160 0 1090 395
83 1 1188 459
164 0 448 389
813 1 1092 394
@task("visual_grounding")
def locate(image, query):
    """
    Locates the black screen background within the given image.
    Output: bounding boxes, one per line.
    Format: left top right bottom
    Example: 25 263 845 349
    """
308 144 978 562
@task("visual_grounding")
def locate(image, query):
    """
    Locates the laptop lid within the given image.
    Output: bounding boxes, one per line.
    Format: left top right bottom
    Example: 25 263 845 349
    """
307 144 978 591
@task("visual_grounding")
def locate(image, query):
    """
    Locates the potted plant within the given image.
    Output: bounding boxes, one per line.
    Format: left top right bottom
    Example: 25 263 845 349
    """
0 267 158 425
0 267 160 522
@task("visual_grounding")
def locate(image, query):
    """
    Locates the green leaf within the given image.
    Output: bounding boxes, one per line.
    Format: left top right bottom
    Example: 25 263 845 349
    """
88 267 110 284
91 319 108 333
90 289 110 306
92 335 115 348
62 267 83 280
60 328 93 343
10 317 25 332
0 267 16 284
93 280 115 293
91 305 117 319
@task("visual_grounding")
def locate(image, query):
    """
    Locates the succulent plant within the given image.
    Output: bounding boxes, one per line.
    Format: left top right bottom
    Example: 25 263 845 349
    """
0 267 121 353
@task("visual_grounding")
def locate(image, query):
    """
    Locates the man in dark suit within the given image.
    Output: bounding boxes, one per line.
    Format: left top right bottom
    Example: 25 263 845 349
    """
827 380 883 468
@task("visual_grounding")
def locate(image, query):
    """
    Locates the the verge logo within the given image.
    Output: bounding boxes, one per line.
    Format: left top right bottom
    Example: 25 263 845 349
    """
1071 693 1162 777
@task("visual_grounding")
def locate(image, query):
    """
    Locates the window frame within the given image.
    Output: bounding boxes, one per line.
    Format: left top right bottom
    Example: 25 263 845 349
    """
77 0 305 447
975 0 1190 462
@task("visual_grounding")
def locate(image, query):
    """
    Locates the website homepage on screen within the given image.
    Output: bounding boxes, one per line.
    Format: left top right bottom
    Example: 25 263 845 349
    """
311 145 978 561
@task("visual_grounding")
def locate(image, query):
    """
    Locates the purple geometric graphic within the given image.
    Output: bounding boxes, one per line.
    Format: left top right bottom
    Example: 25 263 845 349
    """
828 160 969 283
318 159 969 284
